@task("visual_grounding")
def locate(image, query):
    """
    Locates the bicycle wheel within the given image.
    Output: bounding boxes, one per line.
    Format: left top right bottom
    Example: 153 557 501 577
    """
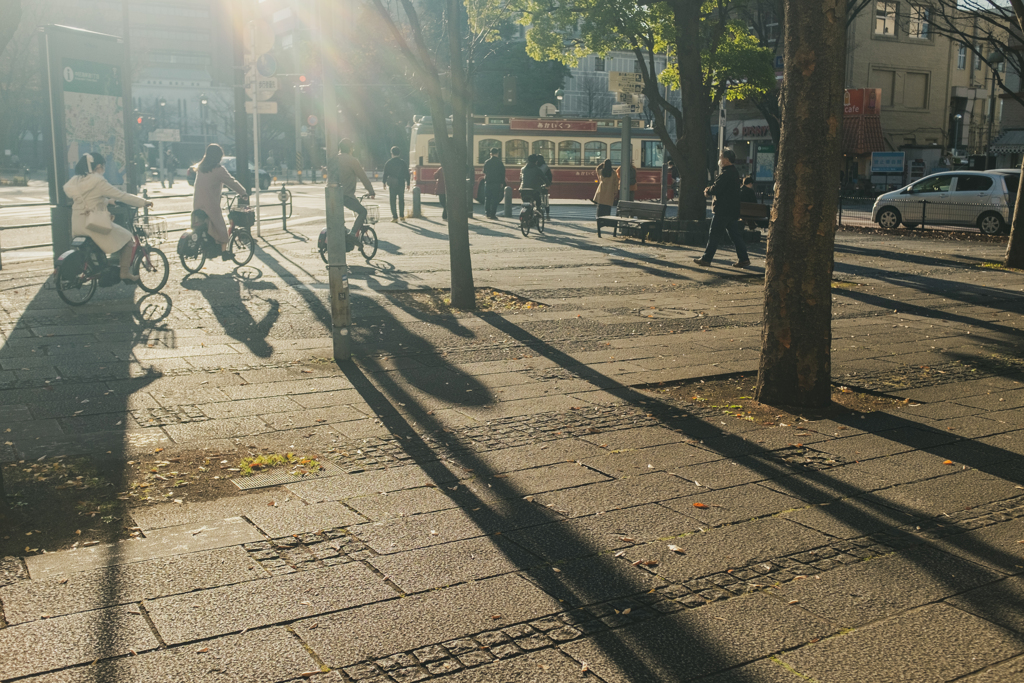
56 264 97 306
520 212 531 237
358 226 378 260
230 229 255 266
536 210 545 235
180 244 206 274
137 247 169 293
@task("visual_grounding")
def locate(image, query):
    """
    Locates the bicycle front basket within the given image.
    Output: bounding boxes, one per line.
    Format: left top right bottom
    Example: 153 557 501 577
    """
365 204 379 224
229 207 256 228
139 216 167 244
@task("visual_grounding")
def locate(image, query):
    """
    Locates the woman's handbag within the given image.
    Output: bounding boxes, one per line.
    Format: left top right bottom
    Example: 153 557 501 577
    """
85 209 114 234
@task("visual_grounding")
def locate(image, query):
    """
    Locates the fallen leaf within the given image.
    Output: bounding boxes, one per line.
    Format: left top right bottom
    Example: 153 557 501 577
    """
581 662 590 672
620 536 635 543
693 502 709 509
622 607 631 615
667 545 685 554
196 647 209 654
491 614 503 620
614 551 626 558
942 460 954 465
788 600 800 605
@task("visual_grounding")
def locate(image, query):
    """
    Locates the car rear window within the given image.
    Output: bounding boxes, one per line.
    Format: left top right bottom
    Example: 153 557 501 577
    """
956 175 993 192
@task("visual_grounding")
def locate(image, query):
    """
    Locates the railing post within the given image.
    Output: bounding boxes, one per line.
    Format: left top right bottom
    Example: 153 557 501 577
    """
411 186 421 218
921 200 927 230
278 184 288 231
504 185 513 217
326 185 351 362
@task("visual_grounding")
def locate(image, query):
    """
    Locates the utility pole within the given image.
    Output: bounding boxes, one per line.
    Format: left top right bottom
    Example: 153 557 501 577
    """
619 115 631 204
319 0 350 362
250 21 261 236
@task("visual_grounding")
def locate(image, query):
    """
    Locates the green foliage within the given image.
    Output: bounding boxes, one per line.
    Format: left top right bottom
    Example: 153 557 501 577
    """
517 0 775 106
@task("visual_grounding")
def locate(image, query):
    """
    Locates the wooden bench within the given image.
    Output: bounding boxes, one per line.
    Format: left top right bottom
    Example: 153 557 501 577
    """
597 201 668 244
740 201 770 229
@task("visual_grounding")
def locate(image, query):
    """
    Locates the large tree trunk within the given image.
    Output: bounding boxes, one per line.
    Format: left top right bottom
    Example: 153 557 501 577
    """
755 0 846 408
671 0 711 221
1005 167 1024 268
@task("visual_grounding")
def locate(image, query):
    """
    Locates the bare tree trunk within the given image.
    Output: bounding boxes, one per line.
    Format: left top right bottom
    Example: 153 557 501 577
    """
755 0 846 408
1006 162 1024 267
669 0 711 221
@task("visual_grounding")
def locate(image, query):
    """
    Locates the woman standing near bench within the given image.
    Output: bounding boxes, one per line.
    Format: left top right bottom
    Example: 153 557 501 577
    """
594 160 619 223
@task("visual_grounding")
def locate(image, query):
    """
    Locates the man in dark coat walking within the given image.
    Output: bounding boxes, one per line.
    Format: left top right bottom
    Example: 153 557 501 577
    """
693 148 749 268
381 146 410 221
482 147 505 219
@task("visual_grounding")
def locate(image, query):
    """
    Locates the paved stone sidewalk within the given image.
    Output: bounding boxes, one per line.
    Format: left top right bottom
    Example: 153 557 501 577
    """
0 215 1023 682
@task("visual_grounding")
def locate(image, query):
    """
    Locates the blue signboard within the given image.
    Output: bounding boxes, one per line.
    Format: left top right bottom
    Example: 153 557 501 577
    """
871 151 905 174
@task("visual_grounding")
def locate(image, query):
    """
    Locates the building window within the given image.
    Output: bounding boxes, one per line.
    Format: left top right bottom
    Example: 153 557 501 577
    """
908 6 930 39
594 57 605 72
875 1 896 36
957 44 966 70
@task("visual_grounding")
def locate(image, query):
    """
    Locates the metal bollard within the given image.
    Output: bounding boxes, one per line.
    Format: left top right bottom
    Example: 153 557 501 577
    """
503 185 513 217
411 186 421 218
278 184 288 231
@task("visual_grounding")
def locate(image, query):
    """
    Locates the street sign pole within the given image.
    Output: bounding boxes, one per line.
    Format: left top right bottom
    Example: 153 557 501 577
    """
250 22 261 237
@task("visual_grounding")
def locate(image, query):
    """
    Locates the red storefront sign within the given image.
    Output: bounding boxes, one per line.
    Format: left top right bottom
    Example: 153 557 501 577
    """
844 89 881 117
510 119 599 132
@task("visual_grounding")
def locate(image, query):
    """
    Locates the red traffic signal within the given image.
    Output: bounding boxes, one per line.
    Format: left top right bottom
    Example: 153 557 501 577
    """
137 116 143 124
299 75 307 83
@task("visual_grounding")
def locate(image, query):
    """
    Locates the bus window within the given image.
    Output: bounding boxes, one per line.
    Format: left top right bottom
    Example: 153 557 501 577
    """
532 140 555 164
558 140 581 165
478 139 501 164
506 139 529 165
641 140 664 168
584 141 607 166
610 142 621 166
428 139 438 164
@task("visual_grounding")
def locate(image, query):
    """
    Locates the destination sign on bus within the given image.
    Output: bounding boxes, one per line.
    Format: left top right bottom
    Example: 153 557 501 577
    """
510 119 598 132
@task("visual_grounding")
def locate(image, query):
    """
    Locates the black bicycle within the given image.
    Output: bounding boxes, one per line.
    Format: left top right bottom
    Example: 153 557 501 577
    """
518 190 546 237
318 194 379 263
178 194 256 274
55 204 170 306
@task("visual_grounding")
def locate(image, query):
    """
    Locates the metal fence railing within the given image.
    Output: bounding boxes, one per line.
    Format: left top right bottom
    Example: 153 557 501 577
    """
0 185 298 268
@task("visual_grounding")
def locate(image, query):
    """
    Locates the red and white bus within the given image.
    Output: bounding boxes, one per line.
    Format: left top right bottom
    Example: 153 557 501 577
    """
410 115 668 201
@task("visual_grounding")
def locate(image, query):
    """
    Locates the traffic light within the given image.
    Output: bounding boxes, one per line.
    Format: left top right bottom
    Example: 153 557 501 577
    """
299 75 307 83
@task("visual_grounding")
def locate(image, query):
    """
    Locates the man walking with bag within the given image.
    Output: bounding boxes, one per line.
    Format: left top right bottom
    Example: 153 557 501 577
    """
483 147 505 219
693 148 749 268
381 146 410 222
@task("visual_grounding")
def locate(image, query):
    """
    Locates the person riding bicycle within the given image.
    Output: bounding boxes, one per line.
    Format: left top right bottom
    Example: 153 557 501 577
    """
327 138 375 251
192 144 248 260
63 152 153 285
519 154 547 211
536 155 553 218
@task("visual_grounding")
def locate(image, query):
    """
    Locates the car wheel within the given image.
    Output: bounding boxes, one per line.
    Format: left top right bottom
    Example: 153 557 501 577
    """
876 207 901 229
977 212 1006 235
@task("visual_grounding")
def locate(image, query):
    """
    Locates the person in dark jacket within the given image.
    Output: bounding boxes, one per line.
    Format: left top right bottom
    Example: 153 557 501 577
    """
483 148 506 219
739 175 757 204
537 156 553 217
434 166 447 221
381 146 410 221
693 148 749 268
520 155 546 208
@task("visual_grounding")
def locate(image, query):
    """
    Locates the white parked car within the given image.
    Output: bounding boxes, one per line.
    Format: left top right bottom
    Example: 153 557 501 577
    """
871 170 1019 235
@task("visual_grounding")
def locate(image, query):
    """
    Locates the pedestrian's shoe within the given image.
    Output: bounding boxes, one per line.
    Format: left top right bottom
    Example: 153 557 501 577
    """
732 260 751 268
391 217 399 222
693 258 711 266
345 237 356 252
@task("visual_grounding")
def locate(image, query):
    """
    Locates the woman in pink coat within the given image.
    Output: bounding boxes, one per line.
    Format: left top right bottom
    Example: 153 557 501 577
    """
192 144 247 260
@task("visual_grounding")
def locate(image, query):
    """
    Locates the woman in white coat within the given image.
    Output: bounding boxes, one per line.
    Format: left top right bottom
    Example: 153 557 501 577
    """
63 153 153 284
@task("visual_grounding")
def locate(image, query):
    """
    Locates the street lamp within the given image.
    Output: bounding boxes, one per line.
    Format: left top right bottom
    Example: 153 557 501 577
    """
554 89 564 115
158 98 166 127
199 94 208 148
954 113 963 158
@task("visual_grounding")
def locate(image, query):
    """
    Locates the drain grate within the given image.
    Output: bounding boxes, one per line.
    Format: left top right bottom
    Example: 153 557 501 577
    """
231 459 347 490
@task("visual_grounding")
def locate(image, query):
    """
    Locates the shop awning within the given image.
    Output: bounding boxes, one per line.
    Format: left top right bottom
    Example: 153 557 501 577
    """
843 115 886 156
989 129 1024 155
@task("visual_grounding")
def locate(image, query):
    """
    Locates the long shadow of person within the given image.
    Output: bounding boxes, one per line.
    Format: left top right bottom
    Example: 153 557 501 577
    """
178 270 279 358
